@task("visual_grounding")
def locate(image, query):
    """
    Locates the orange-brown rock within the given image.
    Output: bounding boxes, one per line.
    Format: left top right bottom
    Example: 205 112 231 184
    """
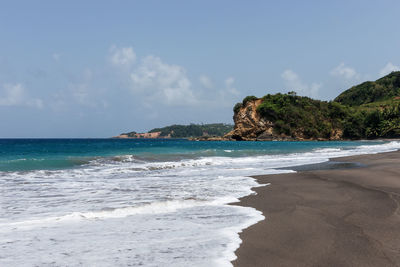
224 99 276 141
224 99 344 141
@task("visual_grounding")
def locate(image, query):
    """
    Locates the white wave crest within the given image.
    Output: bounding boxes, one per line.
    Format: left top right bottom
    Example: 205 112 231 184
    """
0 197 244 232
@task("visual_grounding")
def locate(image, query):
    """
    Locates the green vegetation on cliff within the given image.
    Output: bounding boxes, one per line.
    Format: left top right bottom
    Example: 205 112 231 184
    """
342 102 400 138
148 123 233 138
256 93 347 139
121 131 137 137
335 71 400 106
333 71 400 138
234 72 400 140
233 95 258 113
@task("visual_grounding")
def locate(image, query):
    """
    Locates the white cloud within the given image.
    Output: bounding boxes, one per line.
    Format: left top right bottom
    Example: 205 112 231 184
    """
379 62 400 77
109 46 241 109
52 53 61 61
129 55 197 106
68 69 107 108
26 98 43 108
205 76 241 108
0 83 25 106
0 83 43 108
70 82 91 106
110 46 136 68
281 70 321 98
224 76 239 95
330 63 360 80
199 75 213 89
225 77 234 87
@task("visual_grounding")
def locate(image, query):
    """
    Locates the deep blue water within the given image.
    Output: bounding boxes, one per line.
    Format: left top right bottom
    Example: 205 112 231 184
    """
0 138 387 171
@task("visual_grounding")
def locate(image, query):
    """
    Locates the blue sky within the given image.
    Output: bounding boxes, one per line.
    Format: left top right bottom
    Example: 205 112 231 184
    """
1 0 400 137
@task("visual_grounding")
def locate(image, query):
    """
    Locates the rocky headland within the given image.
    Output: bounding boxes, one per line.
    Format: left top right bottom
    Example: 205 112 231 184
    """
224 72 400 141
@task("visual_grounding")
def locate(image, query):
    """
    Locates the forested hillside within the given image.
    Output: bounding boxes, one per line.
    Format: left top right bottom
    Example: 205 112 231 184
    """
149 123 233 138
227 72 400 140
335 71 400 106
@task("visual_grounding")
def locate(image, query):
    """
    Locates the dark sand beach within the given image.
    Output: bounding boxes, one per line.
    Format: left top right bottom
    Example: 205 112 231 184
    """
233 150 400 267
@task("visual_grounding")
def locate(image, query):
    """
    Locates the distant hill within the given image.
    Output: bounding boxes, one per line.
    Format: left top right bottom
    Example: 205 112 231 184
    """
148 123 233 138
226 72 400 141
120 131 137 138
335 71 400 106
117 123 233 139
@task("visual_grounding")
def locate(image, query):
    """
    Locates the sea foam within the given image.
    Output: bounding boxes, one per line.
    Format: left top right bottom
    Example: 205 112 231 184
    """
1 140 400 266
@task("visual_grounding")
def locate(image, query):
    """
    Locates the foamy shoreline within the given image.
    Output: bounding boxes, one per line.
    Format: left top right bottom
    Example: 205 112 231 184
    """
232 148 400 266
1 140 400 266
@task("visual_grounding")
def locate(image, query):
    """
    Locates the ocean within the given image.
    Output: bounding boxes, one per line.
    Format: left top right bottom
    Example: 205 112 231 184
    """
1 139 400 266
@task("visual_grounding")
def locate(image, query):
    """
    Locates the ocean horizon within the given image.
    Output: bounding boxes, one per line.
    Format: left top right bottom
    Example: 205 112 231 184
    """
1 139 400 266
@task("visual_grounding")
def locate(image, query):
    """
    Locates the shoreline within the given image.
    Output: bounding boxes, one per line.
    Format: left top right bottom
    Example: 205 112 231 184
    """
232 150 400 266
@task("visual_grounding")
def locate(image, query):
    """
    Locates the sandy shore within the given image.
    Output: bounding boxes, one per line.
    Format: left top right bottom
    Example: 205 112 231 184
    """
232 150 400 267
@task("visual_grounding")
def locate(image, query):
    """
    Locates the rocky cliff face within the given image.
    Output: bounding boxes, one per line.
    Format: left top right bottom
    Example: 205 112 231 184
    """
224 99 343 141
224 99 276 141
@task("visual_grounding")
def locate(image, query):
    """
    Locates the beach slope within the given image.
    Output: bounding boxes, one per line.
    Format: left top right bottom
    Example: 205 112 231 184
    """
233 151 400 267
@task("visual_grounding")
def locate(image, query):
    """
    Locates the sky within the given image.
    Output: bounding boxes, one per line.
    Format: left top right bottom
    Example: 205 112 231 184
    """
1 0 400 137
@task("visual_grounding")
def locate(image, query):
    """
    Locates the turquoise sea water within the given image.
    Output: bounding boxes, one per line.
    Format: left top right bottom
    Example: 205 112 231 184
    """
0 138 390 171
1 139 399 266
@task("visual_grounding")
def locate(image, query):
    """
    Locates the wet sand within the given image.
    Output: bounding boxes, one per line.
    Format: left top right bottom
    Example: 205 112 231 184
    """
232 151 400 267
